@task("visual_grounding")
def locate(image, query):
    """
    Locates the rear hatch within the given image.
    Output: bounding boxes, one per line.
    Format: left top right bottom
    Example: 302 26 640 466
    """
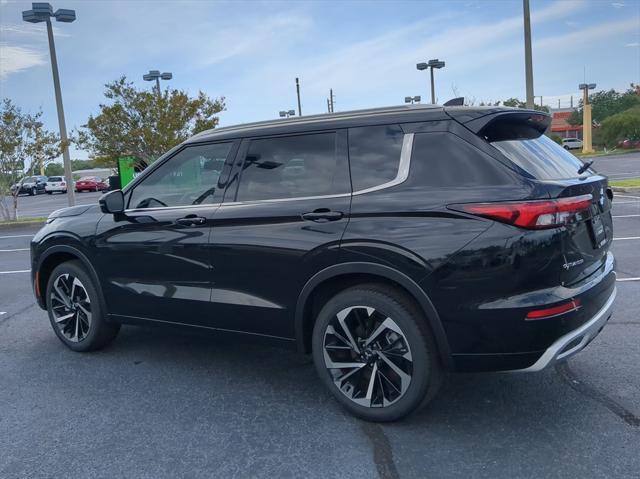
480 112 613 286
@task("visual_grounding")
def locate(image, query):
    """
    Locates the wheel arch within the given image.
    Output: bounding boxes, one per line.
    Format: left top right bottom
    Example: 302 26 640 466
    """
36 245 106 315
295 262 453 370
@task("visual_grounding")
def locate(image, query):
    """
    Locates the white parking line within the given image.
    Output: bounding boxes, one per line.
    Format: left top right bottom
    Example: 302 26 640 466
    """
613 236 640 241
613 214 640 218
0 270 30 274
615 195 640 200
0 312 6 316
613 201 640 205
0 248 29 252
617 277 640 282
0 234 33 239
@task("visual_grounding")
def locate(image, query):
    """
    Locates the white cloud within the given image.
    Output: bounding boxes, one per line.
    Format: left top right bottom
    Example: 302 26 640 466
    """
0 23 71 38
626 42 640 47
611 2 625 8
0 43 46 79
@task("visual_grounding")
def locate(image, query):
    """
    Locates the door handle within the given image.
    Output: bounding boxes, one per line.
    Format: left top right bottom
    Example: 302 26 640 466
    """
176 215 206 226
301 209 344 222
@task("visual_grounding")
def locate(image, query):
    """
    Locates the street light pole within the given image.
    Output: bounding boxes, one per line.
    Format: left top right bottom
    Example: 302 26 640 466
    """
23 3 77 207
45 17 75 206
523 0 534 109
417 59 445 104
579 83 596 154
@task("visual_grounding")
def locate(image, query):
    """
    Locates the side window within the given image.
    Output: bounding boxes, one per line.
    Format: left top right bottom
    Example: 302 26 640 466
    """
348 124 404 191
129 142 233 209
236 132 348 201
410 132 514 186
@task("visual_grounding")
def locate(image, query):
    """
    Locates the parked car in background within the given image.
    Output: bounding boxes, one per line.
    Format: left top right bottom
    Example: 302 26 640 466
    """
562 137 583 150
10 175 48 196
618 139 640 149
75 176 108 193
30 105 615 421
45 176 69 194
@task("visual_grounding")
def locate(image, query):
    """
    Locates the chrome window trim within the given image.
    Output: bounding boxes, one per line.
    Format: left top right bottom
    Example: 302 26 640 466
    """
123 133 414 211
352 132 413 196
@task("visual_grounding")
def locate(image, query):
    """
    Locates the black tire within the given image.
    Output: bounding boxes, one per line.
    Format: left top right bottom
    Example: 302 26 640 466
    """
30 187 36 196
45 260 120 352
46 191 52 195
312 283 442 422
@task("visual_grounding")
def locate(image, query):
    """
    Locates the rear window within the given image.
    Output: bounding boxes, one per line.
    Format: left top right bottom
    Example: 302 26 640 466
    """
49 176 62 181
491 135 590 180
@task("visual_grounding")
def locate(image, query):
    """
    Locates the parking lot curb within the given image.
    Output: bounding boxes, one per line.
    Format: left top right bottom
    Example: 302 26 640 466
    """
0 220 45 230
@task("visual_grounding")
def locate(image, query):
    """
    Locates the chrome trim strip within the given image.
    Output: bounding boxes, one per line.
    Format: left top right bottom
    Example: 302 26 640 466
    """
125 203 221 213
352 132 413 196
123 133 414 211
513 287 616 372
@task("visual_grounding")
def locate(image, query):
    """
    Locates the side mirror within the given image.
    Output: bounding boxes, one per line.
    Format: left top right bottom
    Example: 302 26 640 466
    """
99 189 125 214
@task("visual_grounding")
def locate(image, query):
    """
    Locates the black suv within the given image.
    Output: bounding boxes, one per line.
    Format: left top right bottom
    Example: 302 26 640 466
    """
31 105 616 421
12 175 48 196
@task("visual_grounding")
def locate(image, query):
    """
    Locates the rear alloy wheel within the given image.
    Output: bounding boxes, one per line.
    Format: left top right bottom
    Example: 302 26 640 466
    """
312 284 442 422
46 260 120 351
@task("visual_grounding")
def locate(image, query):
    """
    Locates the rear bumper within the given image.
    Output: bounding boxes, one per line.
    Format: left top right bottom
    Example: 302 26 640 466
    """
513 286 616 372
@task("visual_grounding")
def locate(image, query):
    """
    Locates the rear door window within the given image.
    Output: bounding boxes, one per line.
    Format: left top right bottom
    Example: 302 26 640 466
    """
491 135 590 180
235 132 349 201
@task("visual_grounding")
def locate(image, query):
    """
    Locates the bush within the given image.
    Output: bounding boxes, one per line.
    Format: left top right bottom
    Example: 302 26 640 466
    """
601 106 640 147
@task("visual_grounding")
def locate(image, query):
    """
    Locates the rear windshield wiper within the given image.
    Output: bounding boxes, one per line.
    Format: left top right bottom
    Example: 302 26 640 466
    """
578 160 594 175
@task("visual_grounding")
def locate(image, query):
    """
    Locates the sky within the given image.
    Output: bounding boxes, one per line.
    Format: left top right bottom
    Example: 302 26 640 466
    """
1 0 639 161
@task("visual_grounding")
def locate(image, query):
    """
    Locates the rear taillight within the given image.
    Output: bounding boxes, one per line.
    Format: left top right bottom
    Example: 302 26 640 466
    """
449 194 592 229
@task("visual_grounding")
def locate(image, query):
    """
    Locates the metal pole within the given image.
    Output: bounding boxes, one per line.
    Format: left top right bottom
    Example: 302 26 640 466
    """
429 67 435 104
46 19 75 206
155 77 161 97
523 0 534 109
582 88 594 154
295 77 302 116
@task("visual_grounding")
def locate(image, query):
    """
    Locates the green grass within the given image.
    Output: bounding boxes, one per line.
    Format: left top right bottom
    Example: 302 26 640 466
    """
0 216 47 226
610 178 640 188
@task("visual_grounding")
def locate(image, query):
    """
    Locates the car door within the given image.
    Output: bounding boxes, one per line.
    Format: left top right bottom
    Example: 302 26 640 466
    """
94 140 238 325
203 130 351 339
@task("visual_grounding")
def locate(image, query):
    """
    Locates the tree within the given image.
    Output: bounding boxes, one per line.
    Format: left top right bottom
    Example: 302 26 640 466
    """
0 99 60 220
600 106 640 147
77 76 225 167
501 97 549 113
567 84 640 126
45 162 64 176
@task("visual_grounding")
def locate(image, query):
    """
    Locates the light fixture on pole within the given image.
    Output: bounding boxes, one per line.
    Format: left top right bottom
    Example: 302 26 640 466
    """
22 2 76 207
404 96 421 104
143 70 173 96
579 83 596 154
279 110 296 118
416 59 445 104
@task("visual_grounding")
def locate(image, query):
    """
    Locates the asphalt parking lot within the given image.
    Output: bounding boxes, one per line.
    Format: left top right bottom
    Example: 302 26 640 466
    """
0 191 638 479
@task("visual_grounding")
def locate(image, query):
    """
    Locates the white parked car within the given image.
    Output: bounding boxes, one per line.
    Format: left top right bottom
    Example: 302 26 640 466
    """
562 138 583 150
45 176 69 194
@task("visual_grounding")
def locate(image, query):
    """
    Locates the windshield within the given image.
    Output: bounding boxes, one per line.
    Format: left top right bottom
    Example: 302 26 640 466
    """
23 176 37 183
491 134 593 180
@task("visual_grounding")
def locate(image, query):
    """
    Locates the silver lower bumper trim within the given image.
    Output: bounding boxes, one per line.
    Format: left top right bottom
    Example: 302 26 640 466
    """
515 287 616 372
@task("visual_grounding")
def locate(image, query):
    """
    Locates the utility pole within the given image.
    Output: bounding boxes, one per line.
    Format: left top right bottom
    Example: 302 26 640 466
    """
523 0 534 109
295 77 302 116
329 88 335 113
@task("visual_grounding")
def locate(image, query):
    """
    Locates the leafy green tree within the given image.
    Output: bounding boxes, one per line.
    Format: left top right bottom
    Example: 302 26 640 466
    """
77 76 225 167
0 99 60 220
600 106 640 147
501 98 549 113
45 162 65 176
70 159 96 170
567 85 640 126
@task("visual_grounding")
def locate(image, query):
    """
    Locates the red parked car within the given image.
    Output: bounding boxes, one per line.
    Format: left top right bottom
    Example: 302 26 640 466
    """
75 176 108 193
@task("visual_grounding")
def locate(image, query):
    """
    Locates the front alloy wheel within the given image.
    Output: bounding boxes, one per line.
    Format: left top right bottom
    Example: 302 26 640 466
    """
323 306 413 408
50 273 92 342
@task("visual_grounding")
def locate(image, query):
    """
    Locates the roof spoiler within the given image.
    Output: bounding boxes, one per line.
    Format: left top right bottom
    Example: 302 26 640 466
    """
448 109 551 141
